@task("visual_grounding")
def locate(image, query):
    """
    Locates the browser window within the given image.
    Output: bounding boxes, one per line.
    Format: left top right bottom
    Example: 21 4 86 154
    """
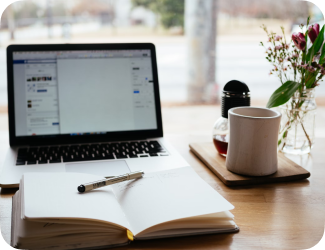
12 50 157 137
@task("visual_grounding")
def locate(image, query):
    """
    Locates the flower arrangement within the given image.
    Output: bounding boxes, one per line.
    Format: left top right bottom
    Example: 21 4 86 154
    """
260 17 324 154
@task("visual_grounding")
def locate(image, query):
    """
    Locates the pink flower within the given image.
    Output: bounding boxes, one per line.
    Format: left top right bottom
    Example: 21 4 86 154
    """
292 62 297 67
268 38 271 42
268 47 271 50
292 32 306 50
278 58 283 62
301 63 308 69
321 69 325 75
275 45 283 50
308 23 320 43
308 66 315 73
292 54 299 58
284 44 289 49
275 35 282 41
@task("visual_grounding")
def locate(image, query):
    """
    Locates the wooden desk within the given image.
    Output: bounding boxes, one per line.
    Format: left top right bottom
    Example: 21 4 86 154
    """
1 134 324 250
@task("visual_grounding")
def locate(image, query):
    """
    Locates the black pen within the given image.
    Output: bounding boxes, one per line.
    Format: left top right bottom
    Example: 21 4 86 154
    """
78 171 144 193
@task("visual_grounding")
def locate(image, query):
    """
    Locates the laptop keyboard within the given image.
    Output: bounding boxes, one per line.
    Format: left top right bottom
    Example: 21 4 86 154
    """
16 140 168 165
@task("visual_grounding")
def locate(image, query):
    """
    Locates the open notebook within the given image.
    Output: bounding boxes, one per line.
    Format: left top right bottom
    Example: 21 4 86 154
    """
11 167 239 250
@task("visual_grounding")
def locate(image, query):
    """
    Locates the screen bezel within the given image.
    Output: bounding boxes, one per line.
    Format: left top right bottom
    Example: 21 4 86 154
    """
7 43 163 146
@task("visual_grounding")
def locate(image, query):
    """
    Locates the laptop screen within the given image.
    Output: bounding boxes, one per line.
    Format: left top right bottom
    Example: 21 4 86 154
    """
12 50 158 137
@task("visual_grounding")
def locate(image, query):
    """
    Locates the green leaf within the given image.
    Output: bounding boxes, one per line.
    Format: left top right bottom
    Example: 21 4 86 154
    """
306 74 317 88
306 46 315 65
266 81 301 108
306 25 325 62
302 51 306 63
319 43 325 64
282 131 287 138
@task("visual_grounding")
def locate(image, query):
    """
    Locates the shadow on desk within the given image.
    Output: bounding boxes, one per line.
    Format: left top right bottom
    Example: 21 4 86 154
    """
0 188 18 196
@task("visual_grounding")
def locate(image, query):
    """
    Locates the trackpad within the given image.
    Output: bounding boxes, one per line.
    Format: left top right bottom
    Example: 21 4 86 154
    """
65 160 130 177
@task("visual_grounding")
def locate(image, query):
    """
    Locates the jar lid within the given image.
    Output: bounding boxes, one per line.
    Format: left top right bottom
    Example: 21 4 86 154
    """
223 80 250 94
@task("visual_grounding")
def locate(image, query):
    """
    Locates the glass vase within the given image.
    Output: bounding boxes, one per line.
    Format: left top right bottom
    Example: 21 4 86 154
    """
277 88 316 155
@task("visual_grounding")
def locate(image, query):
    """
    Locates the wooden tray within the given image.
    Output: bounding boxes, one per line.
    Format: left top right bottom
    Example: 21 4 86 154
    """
189 142 310 186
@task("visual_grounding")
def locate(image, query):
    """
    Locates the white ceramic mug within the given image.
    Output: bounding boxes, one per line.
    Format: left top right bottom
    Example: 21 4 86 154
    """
225 107 281 176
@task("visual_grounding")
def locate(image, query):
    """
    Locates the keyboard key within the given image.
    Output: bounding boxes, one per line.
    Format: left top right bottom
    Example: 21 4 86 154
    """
148 140 160 145
128 151 138 158
120 143 129 149
88 153 99 160
139 155 148 157
116 152 128 159
70 148 78 154
50 158 61 163
103 149 111 155
116 155 128 159
28 154 38 161
130 142 139 147
38 160 48 164
79 145 87 153
63 155 76 162
111 143 120 148
16 161 26 165
27 160 37 165
78 154 90 161
18 148 28 157
103 153 115 160
149 153 158 157
17 155 28 161
51 153 60 159
60 146 69 154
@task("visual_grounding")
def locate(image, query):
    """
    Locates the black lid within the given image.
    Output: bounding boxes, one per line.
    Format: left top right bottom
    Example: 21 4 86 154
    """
223 80 250 94
222 80 250 118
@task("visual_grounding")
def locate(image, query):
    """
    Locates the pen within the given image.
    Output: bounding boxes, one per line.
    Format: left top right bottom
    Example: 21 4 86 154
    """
77 170 144 193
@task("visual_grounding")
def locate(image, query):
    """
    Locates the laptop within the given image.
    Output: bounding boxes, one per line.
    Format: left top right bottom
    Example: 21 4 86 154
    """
0 43 189 188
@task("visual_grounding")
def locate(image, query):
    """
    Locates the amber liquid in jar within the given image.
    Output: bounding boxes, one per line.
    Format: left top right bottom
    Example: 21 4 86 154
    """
213 134 228 157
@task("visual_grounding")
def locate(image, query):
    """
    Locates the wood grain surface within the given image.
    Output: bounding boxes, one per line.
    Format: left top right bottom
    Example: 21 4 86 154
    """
0 133 324 250
190 142 311 186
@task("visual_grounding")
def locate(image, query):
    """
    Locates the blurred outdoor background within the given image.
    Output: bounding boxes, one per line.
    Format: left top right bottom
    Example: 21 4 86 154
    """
0 0 324 134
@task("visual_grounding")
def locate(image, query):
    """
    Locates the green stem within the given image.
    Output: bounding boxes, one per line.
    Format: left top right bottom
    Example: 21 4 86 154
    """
279 93 312 151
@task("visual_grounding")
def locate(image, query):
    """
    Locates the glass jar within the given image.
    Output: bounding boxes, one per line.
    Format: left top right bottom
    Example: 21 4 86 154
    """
212 117 229 157
278 88 316 155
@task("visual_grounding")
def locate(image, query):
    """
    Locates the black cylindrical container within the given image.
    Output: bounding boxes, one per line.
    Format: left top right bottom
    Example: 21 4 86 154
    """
221 80 250 118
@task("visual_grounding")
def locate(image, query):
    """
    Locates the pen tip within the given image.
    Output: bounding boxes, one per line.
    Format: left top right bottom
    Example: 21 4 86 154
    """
78 185 85 193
